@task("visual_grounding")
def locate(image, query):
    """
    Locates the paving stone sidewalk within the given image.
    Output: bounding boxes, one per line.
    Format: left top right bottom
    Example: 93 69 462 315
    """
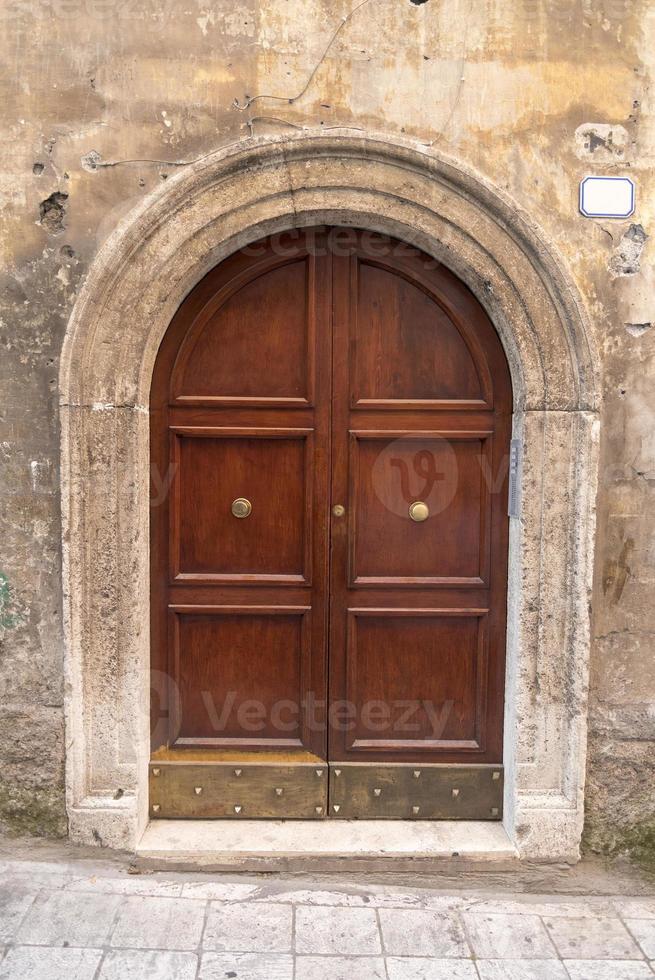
0 847 654 979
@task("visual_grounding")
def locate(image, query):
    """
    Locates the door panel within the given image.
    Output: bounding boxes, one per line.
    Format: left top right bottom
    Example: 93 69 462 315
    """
353 261 486 405
169 606 310 748
345 609 489 752
171 257 315 406
170 428 312 582
349 431 491 584
150 227 511 820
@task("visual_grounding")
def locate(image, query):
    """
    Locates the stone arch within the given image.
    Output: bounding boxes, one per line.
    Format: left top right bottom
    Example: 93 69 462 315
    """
60 133 600 859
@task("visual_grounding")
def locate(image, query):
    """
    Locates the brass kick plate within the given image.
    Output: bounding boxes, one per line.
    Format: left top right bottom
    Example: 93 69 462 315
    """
149 761 503 820
329 764 503 820
149 761 328 819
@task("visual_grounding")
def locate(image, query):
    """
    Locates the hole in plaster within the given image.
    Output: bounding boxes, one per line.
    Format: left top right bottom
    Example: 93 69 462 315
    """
625 322 652 338
39 192 68 233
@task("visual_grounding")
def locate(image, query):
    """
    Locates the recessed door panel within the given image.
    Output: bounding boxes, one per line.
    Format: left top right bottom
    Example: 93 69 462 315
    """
170 428 312 582
345 609 488 753
353 259 489 408
349 432 491 585
171 258 314 405
170 606 309 749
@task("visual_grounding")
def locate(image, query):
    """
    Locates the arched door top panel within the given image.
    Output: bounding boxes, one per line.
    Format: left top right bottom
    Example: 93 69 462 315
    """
166 230 508 413
171 250 316 406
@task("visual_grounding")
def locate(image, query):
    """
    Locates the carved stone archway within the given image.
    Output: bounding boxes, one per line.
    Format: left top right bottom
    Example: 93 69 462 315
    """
60 133 600 860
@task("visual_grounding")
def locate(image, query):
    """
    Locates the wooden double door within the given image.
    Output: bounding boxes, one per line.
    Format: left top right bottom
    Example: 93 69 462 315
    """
150 227 511 820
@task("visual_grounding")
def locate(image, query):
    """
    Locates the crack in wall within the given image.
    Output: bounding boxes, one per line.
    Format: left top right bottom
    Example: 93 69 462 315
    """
233 0 382 111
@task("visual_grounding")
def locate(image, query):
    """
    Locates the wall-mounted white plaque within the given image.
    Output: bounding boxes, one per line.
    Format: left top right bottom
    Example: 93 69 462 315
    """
579 175 635 218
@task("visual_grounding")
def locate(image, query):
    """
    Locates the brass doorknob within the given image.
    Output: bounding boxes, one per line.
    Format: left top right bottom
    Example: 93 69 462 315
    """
409 500 429 522
231 497 252 518
332 504 345 517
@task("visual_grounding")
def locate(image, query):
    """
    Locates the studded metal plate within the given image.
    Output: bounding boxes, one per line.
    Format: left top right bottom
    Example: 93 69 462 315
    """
149 762 328 819
328 764 503 820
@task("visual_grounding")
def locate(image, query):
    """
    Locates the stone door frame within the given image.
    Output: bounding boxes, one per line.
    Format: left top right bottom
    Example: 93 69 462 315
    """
60 132 600 860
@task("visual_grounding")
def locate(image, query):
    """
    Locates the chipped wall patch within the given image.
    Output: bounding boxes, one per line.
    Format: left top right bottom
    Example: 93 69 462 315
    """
81 150 101 172
574 123 630 163
625 322 653 337
609 223 648 276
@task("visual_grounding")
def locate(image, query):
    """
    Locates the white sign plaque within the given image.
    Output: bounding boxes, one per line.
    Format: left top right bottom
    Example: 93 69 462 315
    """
579 175 635 219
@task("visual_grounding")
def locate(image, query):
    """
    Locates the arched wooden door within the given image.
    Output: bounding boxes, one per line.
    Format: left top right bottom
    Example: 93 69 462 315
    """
149 227 512 820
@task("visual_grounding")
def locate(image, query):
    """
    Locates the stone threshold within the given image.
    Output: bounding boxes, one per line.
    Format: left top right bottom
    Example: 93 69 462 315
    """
136 819 518 873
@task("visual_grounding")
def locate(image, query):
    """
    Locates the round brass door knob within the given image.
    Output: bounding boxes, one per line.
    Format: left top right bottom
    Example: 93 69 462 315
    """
409 500 429 522
231 497 252 518
332 504 345 517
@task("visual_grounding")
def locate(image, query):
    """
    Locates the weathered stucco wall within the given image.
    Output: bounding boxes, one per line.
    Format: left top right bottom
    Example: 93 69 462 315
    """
1 0 653 856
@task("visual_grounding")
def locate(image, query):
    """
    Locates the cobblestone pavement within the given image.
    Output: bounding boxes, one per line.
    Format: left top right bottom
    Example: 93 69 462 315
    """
0 845 654 979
